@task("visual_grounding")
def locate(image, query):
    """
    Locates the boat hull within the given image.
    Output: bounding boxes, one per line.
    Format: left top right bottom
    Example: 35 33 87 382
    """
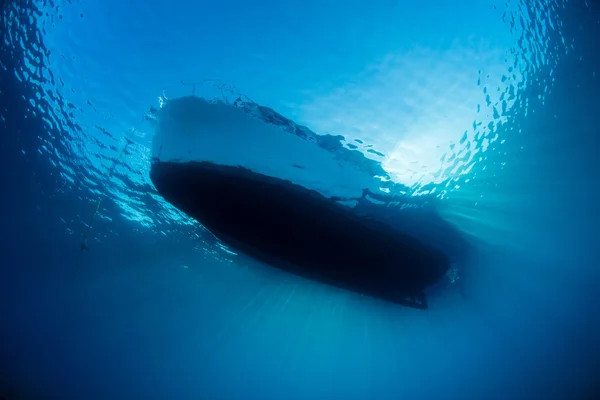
150 160 451 309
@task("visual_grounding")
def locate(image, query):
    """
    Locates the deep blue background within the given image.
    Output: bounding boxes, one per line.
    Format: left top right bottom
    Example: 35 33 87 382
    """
1 0 600 399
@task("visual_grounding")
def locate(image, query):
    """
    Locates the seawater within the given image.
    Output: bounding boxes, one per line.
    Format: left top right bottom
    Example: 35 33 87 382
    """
1 1 599 399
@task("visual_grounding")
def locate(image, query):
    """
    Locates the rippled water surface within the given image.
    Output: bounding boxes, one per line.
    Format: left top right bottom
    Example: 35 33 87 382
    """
1 0 599 399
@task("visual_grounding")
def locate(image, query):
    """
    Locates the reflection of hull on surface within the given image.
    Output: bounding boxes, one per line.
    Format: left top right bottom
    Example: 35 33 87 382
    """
150 161 451 310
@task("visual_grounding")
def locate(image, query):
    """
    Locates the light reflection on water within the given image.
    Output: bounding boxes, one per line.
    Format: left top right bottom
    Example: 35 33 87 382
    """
6 0 566 227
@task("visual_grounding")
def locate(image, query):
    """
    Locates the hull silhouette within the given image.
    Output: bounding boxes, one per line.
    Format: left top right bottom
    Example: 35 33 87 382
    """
150 160 451 309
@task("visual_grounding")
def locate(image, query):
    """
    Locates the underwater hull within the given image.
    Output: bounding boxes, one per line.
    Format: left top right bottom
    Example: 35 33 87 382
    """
150 160 451 309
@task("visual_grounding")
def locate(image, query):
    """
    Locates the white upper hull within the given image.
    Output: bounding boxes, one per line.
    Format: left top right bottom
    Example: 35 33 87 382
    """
152 96 381 200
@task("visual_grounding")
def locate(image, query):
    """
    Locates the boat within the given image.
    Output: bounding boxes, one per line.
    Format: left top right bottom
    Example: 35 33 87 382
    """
149 95 451 309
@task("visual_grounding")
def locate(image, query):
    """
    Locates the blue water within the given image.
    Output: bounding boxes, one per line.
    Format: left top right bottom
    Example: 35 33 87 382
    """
1 0 599 399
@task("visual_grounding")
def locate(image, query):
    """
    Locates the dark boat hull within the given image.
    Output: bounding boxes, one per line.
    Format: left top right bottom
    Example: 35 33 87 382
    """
150 161 451 309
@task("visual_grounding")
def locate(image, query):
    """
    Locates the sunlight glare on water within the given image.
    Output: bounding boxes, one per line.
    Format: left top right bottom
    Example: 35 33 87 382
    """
27 0 568 227
298 41 520 189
